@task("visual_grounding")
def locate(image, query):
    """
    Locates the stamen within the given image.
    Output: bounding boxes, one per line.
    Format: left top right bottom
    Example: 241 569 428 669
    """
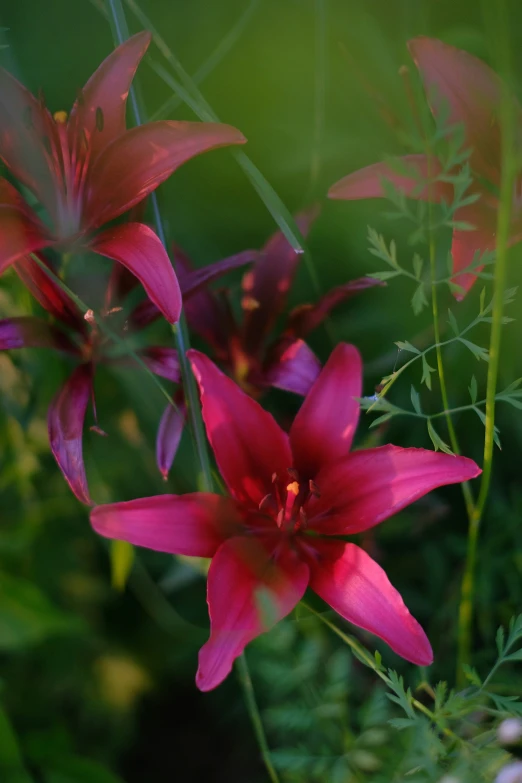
286 481 299 496
241 296 260 311
309 479 321 498
53 110 68 125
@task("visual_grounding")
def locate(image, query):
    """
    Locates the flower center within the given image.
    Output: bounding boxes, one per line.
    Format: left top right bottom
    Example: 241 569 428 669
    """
258 469 320 534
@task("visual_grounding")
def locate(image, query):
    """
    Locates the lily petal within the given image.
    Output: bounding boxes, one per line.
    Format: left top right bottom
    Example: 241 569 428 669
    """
89 222 182 324
328 154 452 202
307 445 481 535
290 343 362 478
197 536 309 691
91 493 241 557
179 248 259 299
174 246 230 355
309 541 433 666
408 36 511 186
156 391 187 480
261 338 322 396
139 346 181 383
0 183 52 276
0 316 79 353
0 69 58 213
48 364 93 505
450 198 497 299
188 350 292 506
68 32 151 163
85 121 246 228
285 276 384 338
13 254 84 331
241 205 320 358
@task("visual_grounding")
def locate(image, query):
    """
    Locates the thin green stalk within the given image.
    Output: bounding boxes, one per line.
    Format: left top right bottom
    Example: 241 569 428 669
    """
236 654 280 783
309 0 327 192
428 232 475 519
456 8 515 683
150 0 260 122
105 0 213 491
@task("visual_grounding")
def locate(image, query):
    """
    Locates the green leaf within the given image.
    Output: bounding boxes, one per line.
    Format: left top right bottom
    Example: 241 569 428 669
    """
388 717 417 730
411 283 428 315
412 253 423 280
469 375 478 403
410 385 422 415
395 340 420 354
459 338 489 362
0 571 83 651
447 309 459 336
473 407 501 449
462 664 482 687
504 649 522 663
496 625 506 656
427 420 453 455
421 355 435 390
369 413 394 428
0 704 34 782
367 271 401 281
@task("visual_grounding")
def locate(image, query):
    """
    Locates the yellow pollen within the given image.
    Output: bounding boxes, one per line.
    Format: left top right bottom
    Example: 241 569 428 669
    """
241 296 260 311
53 110 68 124
286 481 299 496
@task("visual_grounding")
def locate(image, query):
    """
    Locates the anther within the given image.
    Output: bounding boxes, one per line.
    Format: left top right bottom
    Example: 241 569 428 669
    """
84 309 96 324
309 479 321 498
258 493 273 512
241 296 260 311
90 425 108 437
53 110 68 124
286 481 299 496
287 467 299 481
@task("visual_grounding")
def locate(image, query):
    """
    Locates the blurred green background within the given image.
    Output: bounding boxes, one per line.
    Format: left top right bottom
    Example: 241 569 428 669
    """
1 0 522 780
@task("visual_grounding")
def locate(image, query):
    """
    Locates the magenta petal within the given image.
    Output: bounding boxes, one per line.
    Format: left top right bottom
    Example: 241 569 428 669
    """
68 32 151 164
308 445 481 535
179 249 259 299
0 180 53 275
91 493 241 557
241 205 320 357
85 121 246 228
197 537 309 691
408 37 510 186
261 338 322 396
188 350 292 506
0 316 79 353
286 276 384 338
139 346 181 383
290 343 362 479
156 391 187 479
48 364 93 506
309 541 433 666
13 254 84 331
450 199 497 300
328 154 452 202
89 222 182 324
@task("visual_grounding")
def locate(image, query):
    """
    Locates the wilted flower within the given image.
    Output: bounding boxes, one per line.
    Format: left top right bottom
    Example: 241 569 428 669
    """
90 344 480 690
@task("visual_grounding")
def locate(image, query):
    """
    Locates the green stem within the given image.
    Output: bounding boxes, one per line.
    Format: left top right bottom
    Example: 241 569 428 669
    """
105 0 213 491
428 232 475 519
236 654 280 783
456 23 515 684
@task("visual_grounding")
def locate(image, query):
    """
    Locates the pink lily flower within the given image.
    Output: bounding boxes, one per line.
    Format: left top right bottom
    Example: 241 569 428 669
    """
0 32 246 323
176 206 380 397
90 345 480 691
1 249 255 504
329 36 522 299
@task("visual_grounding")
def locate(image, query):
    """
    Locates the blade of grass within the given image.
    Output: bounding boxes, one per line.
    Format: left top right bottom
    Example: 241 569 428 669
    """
150 0 260 122
105 0 213 491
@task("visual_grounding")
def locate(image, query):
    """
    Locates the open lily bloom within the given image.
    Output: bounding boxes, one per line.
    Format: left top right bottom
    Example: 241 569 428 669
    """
329 36 522 299
91 345 480 691
0 32 246 323
0 249 255 504
177 206 380 395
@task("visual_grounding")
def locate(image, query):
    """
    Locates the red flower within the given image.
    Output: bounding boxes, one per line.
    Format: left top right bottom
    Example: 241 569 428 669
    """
0 250 255 503
177 206 380 396
329 36 522 299
90 345 480 691
0 32 246 322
